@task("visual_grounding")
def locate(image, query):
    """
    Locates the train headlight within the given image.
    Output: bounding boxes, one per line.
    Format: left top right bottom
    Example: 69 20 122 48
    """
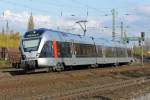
22 55 26 60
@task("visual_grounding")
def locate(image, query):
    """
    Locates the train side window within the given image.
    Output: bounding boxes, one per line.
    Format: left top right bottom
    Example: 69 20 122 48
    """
105 47 114 57
120 48 125 57
63 42 71 57
127 49 132 57
75 43 84 57
122 48 127 57
75 43 96 57
57 41 71 58
116 47 126 57
75 43 81 57
112 47 117 57
96 45 103 57
39 41 53 58
116 47 121 57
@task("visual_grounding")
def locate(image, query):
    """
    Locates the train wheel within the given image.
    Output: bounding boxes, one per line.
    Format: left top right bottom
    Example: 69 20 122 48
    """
53 63 64 72
47 67 53 72
90 64 98 68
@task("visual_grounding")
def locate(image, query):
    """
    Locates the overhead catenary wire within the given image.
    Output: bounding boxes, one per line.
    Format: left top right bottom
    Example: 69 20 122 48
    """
0 0 59 15
0 0 149 37
70 0 112 16
0 0 138 20
29 0 112 17
37 0 109 17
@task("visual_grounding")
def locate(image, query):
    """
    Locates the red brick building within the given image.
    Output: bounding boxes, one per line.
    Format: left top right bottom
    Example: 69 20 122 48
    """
0 47 8 60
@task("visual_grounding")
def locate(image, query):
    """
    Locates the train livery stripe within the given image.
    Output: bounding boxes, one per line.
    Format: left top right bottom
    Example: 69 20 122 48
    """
52 40 58 59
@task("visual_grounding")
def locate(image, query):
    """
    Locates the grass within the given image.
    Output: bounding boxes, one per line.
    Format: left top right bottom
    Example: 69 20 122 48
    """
130 62 142 66
0 60 11 69
121 71 150 78
112 62 150 78
0 33 20 48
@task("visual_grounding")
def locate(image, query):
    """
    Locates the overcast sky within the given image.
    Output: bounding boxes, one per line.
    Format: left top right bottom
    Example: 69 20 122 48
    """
0 0 150 39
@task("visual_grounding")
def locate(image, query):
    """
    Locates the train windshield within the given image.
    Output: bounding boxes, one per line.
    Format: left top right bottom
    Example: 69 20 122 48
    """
22 38 40 52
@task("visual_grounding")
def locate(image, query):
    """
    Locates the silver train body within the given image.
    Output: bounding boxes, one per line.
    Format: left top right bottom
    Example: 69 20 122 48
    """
20 28 133 71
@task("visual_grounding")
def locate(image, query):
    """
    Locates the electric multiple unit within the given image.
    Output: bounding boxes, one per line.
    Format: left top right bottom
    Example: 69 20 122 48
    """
20 28 133 71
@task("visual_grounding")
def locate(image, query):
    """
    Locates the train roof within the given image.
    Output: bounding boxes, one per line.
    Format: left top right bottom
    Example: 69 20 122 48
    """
42 28 95 44
23 28 127 47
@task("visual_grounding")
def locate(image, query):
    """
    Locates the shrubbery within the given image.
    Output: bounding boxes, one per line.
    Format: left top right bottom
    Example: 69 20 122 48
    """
0 33 20 48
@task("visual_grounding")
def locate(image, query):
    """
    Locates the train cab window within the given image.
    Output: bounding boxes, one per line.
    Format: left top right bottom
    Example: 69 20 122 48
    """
39 41 53 58
22 38 41 52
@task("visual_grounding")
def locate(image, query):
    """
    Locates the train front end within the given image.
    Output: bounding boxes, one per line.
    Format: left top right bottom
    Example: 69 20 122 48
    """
20 29 45 70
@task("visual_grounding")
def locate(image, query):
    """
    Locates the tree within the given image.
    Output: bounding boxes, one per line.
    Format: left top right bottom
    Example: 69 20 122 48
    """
27 12 34 31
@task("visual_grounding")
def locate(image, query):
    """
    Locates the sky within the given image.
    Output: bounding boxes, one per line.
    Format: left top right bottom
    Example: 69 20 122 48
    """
0 0 150 39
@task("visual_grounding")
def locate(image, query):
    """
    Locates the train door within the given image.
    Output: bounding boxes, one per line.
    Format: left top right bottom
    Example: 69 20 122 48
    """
102 45 106 64
52 40 58 59
71 40 76 65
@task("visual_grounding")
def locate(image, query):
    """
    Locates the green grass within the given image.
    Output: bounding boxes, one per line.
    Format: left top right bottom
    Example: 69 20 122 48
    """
0 60 11 69
130 61 142 66
121 71 150 78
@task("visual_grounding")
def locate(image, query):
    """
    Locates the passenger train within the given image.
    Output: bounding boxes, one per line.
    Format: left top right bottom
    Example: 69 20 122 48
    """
20 28 133 71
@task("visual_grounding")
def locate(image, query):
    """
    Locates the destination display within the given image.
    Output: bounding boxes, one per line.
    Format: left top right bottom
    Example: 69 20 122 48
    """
24 29 45 38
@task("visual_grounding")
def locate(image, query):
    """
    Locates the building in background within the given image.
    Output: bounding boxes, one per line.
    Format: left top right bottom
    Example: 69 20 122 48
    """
144 38 150 51
27 12 34 31
0 22 20 60
144 38 150 57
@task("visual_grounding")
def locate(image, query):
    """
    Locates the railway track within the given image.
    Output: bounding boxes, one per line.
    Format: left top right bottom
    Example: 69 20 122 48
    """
33 77 150 100
1 63 148 76
0 64 150 100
